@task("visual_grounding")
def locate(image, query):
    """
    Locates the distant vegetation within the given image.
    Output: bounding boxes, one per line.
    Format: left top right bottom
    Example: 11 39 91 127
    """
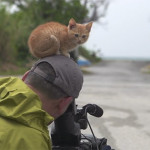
78 46 101 63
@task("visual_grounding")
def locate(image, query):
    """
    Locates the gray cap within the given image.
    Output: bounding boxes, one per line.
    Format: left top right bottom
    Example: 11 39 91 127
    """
30 55 83 98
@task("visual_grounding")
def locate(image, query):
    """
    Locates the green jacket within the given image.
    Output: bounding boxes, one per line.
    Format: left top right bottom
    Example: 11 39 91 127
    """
0 77 54 150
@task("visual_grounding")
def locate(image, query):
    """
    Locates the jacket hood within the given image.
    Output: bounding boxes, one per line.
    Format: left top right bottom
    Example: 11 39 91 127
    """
0 77 54 132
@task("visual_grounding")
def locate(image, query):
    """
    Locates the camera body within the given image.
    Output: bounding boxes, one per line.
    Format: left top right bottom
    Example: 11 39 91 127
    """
51 102 81 147
51 101 114 150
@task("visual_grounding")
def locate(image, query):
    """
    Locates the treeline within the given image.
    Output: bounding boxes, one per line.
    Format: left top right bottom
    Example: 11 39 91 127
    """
0 0 106 73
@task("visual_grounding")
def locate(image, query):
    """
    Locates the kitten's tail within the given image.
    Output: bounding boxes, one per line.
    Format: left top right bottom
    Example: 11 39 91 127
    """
29 35 60 58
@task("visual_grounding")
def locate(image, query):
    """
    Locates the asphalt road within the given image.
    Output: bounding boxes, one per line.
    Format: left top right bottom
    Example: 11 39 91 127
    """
77 60 150 150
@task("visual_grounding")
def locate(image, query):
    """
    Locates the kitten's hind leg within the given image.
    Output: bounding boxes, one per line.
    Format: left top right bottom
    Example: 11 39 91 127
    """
29 33 60 58
50 35 60 54
39 35 60 58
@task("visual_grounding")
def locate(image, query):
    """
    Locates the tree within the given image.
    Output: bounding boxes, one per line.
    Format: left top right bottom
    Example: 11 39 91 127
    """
0 7 15 63
81 0 110 23
2 0 110 23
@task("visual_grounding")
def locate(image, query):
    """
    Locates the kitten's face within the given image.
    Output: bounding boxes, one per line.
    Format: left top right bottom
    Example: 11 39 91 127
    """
68 18 93 45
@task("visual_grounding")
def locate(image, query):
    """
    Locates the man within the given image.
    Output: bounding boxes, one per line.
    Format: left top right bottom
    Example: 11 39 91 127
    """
0 55 83 150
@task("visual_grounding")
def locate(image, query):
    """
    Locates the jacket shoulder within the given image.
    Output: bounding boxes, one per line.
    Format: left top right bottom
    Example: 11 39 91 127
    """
0 117 51 150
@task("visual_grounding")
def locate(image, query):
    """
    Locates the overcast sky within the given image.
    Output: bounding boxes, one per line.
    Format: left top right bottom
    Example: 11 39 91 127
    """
85 0 150 59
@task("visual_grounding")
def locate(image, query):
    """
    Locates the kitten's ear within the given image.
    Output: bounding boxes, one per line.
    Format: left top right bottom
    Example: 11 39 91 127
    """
68 18 76 30
86 22 93 32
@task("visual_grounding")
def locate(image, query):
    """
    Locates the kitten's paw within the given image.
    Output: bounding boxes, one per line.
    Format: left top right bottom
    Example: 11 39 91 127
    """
62 52 70 58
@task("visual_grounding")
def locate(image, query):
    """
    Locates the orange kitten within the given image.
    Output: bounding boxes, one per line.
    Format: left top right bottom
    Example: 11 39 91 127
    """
28 18 93 58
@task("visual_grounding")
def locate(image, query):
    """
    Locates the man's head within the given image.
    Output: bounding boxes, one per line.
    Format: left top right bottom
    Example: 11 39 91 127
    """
23 55 83 119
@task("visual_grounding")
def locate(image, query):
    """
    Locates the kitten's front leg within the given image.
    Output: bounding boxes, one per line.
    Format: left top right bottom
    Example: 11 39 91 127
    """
60 51 70 57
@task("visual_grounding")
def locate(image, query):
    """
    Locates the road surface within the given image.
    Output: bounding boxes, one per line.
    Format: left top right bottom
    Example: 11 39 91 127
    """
77 60 150 150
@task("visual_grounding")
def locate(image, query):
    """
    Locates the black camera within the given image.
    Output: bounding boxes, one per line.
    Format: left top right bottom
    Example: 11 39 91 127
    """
51 101 115 150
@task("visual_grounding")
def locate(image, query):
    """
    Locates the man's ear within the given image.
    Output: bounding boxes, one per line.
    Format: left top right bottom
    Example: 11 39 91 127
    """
58 97 73 115
22 70 30 81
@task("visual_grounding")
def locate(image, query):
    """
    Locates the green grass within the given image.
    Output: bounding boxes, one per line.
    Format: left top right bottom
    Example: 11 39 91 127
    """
80 67 93 75
141 65 150 74
0 68 28 76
